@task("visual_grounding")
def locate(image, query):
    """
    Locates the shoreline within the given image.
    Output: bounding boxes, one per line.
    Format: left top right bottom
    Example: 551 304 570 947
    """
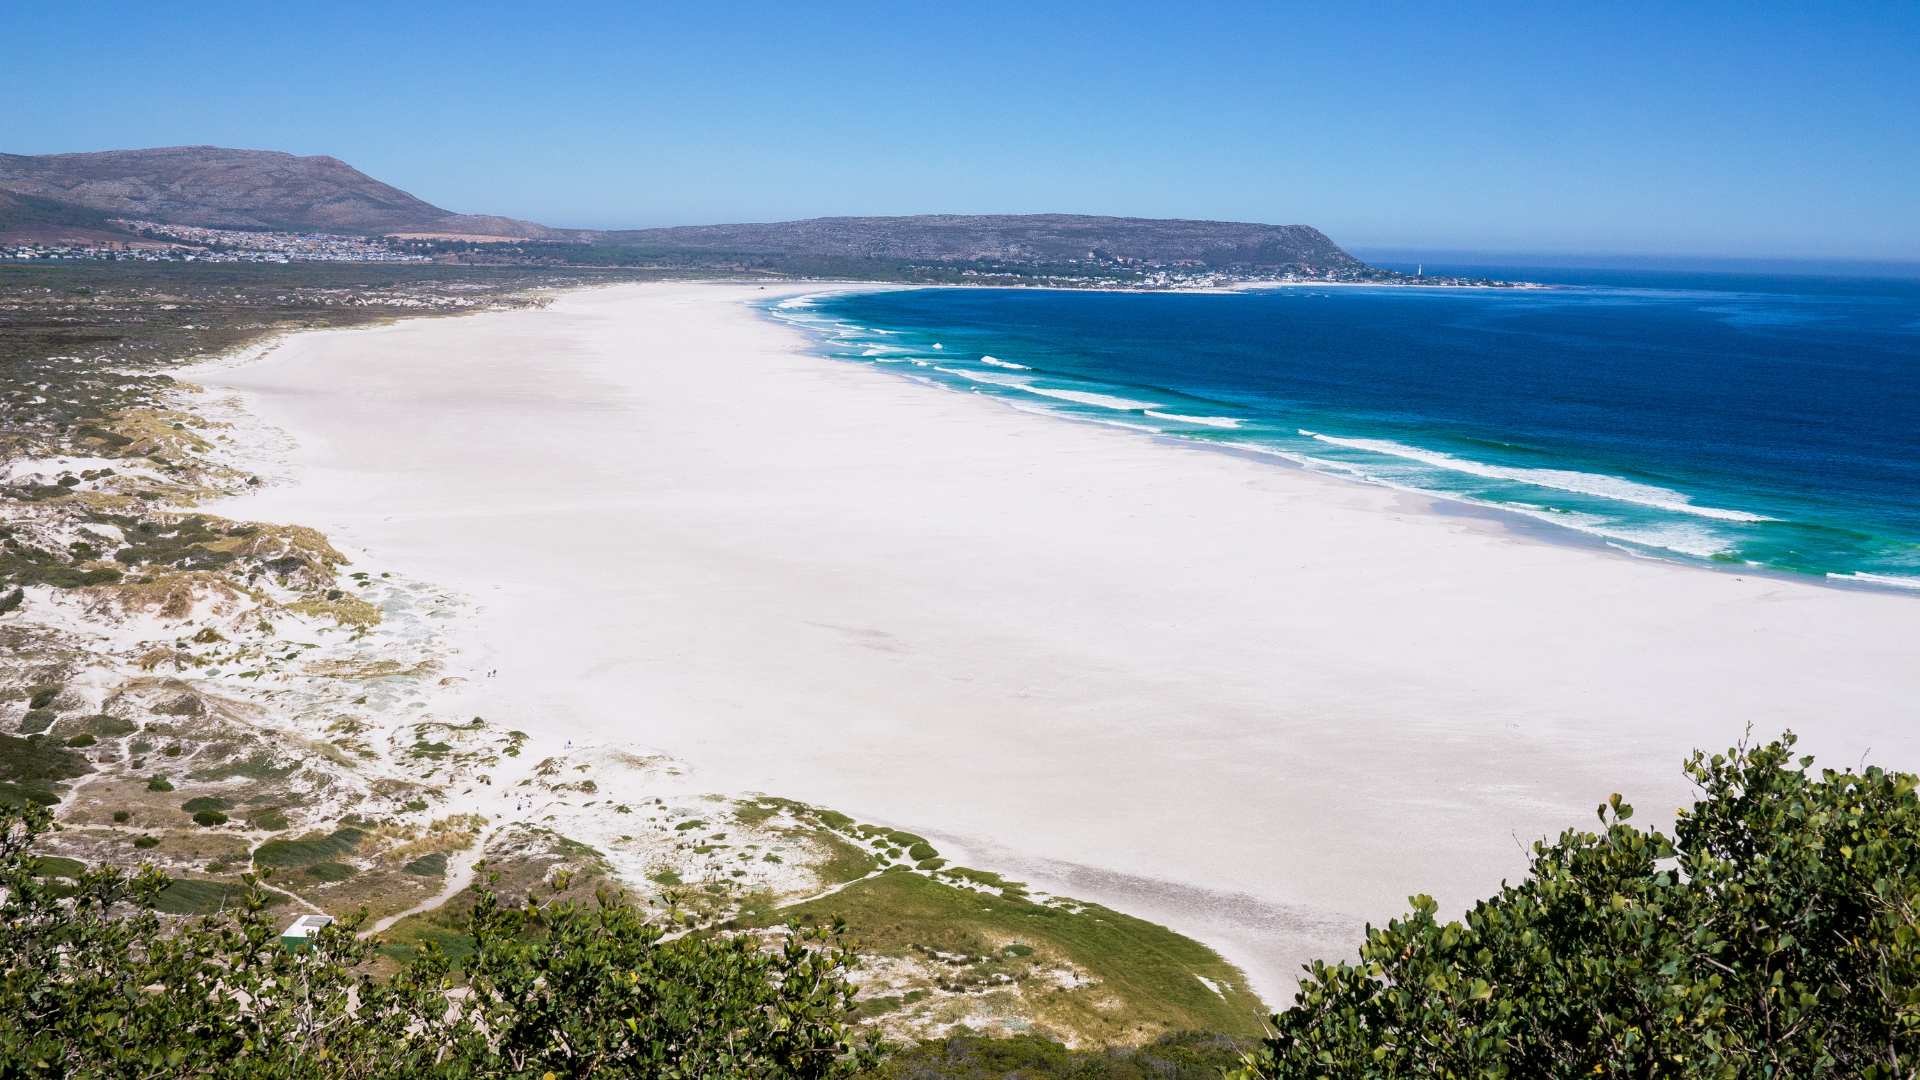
191 281 1920 1004
771 283 1918 599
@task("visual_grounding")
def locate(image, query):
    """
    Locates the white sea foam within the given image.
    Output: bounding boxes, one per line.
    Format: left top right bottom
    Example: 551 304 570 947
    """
933 366 1158 412
1019 385 1159 411
935 366 1029 387
980 355 1030 370
1144 410 1243 429
1828 572 1920 591
1223 442 1735 558
1301 432 1772 523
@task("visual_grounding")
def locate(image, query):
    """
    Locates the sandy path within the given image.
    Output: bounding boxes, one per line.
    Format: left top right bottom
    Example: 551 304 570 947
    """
199 282 1920 1003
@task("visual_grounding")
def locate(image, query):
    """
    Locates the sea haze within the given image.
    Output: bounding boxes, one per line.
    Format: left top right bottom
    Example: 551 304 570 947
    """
770 269 1920 587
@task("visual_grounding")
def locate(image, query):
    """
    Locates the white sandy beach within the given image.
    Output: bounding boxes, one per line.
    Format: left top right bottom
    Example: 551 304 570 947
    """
200 282 1920 1003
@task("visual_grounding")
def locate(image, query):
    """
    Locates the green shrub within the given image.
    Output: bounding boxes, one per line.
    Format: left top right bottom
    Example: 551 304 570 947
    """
63 733 95 748
1243 735 1920 1078
0 802 871 1077
26 687 58 710
79 713 138 737
111 810 130 823
132 835 158 849
190 810 228 828
146 775 173 792
180 796 231 814
906 842 937 862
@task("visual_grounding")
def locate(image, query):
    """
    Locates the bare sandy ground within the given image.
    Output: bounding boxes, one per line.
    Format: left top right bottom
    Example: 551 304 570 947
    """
200 282 1920 1004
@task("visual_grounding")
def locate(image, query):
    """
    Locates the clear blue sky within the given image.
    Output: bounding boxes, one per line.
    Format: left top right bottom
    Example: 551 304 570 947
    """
11 2 1917 258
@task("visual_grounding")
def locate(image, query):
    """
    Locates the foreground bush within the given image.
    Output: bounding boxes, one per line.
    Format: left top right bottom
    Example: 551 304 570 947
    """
1243 735 1920 1078
0 803 871 1078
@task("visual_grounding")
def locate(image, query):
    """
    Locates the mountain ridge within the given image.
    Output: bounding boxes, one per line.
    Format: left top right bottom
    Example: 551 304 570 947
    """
0 145 1368 274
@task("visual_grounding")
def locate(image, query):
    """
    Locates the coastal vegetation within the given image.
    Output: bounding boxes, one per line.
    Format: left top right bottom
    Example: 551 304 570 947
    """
1 803 873 1078
8 736 1920 1075
1241 734 1920 1077
8 266 1918 1073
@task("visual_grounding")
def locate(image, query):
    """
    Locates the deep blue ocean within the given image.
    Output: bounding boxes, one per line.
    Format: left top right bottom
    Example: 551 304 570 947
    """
767 265 1920 588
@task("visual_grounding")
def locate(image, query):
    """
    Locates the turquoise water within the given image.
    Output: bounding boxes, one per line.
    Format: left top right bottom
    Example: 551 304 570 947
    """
766 268 1920 589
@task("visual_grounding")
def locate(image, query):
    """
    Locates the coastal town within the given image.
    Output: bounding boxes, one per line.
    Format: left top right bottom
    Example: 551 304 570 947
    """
3 219 428 263
2 219 1526 287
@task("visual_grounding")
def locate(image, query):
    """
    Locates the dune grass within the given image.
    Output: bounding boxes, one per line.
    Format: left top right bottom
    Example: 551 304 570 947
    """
747 870 1266 1043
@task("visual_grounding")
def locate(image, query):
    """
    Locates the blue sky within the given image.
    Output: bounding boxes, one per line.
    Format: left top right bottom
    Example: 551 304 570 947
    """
10 2 1917 258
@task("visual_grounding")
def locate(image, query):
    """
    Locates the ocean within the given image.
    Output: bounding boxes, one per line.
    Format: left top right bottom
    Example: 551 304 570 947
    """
766 265 1920 588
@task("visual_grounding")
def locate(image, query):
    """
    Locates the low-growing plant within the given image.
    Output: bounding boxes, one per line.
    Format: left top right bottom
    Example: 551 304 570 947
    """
0 802 875 1077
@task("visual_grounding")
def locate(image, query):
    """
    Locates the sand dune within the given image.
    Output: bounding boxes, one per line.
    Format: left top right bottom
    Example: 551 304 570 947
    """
201 282 1920 1003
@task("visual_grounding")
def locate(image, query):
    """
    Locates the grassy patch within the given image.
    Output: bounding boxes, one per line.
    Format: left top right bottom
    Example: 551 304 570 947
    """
252 826 366 869
814 830 881 886
186 752 295 783
403 852 447 876
152 878 274 916
0 781 60 808
32 855 86 879
180 796 231 814
861 1030 1249 1079
305 861 357 882
0 733 90 805
751 871 1266 1043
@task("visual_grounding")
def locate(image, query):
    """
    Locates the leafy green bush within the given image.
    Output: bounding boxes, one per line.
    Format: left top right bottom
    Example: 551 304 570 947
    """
180 796 231 814
63 733 95 748
1242 735 1920 1078
146 774 173 792
0 802 872 1077
190 810 228 827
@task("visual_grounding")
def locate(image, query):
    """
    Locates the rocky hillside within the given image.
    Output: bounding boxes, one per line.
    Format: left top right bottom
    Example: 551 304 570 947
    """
0 147 551 239
609 213 1365 271
2 145 1371 276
